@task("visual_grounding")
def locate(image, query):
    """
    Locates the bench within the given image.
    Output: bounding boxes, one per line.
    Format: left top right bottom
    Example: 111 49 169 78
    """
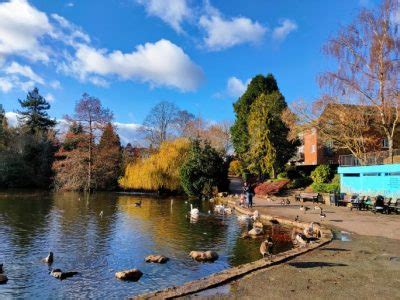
295 192 322 203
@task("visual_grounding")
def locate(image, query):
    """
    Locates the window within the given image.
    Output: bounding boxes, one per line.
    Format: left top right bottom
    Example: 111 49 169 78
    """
311 145 316 153
382 138 389 148
343 173 360 177
363 173 381 176
385 172 400 176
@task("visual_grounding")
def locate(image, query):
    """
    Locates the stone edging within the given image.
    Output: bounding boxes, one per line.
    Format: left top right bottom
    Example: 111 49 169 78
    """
133 199 333 300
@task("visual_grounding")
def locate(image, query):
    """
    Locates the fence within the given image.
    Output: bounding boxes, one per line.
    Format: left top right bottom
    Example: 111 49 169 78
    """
339 149 400 166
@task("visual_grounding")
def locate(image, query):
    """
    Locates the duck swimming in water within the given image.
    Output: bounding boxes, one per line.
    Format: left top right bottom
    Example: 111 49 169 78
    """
135 200 142 207
42 252 54 264
260 237 274 257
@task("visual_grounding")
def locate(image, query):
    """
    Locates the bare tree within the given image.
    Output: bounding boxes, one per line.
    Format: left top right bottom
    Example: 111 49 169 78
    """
141 101 179 147
66 93 113 191
320 0 400 160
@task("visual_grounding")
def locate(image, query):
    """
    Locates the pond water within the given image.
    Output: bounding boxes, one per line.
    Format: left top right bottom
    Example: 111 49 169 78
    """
0 191 293 298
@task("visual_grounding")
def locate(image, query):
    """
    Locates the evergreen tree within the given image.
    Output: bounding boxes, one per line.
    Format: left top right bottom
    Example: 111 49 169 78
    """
179 139 229 198
247 92 298 178
230 74 280 168
93 123 122 190
18 87 56 133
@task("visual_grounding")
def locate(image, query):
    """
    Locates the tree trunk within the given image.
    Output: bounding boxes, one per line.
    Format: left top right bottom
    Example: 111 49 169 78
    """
388 137 393 164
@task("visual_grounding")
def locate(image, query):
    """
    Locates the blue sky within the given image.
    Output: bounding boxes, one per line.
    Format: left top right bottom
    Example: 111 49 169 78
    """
0 0 378 143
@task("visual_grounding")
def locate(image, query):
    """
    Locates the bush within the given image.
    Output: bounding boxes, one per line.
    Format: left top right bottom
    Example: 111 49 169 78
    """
287 176 313 189
311 174 340 193
180 140 229 197
254 179 290 196
277 171 288 179
310 165 331 183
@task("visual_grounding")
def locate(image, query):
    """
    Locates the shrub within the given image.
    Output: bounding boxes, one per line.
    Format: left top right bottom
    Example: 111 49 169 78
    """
180 140 229 197
277 171 288 179
311 174 340 193
287 176 313 189
310 165 331 183
254 179 290 196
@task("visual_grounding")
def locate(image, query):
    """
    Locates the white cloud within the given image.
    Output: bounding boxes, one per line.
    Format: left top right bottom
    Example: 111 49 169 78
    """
114 122 143 145
66 2 74 7
49 80 61 89
65 39 204 91
0 0 52 62
45 93 55 103
5 112 19 127
199 5 267 51
0 77 13 92
5 62 44 85
272 19 298 42
50 13 90 48
136 0 191 33
227 77 249 98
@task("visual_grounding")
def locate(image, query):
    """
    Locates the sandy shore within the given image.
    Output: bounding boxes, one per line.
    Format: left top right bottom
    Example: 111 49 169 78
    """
183 187 400 300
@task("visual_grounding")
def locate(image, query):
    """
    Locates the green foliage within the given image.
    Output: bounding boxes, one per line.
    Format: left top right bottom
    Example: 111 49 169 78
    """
277 171 288 179
230 74 280 164
18 88 56 133
247 92 298 178
287 176 313 189
179 139 229 197
310 165 332 183
311 174 340 193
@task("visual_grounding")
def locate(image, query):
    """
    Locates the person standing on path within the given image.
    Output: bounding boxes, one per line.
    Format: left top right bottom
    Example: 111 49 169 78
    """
243 182 254 208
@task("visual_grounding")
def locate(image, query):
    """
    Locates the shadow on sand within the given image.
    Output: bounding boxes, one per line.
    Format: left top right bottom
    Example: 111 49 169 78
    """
288 261 348 268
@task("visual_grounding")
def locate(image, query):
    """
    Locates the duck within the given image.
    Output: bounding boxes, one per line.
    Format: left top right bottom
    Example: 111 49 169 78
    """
314 205 321 210
135 200 142 207
99 211 103 217
224 207 233 214
260 237 274 257
190 204 199 217
320 211 327 221
42 252 54 264
294 215 299 222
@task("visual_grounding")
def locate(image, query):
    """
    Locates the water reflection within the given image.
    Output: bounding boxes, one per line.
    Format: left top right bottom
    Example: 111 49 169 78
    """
0 192 293 298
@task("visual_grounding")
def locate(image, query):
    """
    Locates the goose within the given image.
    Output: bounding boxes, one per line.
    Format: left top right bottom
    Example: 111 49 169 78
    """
295 233 308 246
190 204 199 217
299 205 310 213
135 200 142 207
42 252 54 264
260 237 274 257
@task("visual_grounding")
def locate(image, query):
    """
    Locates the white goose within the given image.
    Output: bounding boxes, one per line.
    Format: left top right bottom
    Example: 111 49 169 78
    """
190 204 199 218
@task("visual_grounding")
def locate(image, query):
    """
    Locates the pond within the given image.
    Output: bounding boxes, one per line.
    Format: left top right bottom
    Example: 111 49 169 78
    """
0 191 293 298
